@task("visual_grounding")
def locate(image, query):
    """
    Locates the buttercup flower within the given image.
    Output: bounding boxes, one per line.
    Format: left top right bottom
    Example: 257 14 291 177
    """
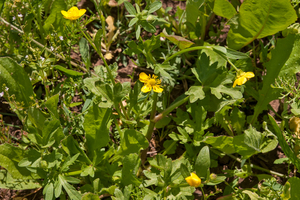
139 72 163 93
233 71 255 88
185 173 201 187
61 7 86 21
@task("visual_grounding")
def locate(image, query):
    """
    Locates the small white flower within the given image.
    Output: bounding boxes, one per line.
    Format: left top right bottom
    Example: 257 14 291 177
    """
17 14 23 18
25 55 28 59
160 37 165 41
40 56 45 61
59 36 64 41
5 87 9 91
12 16 16 20
29 78 32 81
50 46 54 51
74 83 78 87
0 92 4 97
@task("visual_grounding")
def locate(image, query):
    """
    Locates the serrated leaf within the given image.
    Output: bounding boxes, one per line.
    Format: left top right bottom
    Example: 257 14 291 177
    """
58 175 81 200
185 86 205 103
227 0 297 49
204 136 235 154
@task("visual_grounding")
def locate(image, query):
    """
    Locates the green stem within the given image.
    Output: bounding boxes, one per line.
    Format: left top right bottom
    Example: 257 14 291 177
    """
163 46 213 64
154 96 189 123
64 170 82 176
200 4 207 46
145 92 158 141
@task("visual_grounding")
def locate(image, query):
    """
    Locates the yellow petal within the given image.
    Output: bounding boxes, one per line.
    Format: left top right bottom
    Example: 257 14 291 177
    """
141 85 152 93
61 10 68 17
69 6 79 12
153 85 163 93
244 72 255 79
78 9 87 16
139 72 150 83
185 173 201 187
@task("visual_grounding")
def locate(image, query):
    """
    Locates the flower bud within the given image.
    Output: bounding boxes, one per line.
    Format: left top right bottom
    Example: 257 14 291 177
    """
209 173 217 181
185 172 201 187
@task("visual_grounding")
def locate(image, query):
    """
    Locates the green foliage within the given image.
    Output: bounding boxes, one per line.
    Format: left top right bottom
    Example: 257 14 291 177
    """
1 0 300 199
227 0 297 49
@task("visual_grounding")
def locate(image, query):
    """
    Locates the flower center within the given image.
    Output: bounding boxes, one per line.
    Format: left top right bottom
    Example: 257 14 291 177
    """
148 79 156 86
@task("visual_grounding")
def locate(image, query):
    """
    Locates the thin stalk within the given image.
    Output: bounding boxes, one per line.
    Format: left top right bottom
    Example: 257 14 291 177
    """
64 170 82 176
154 96 189 123
0 17 88 72
199 4 207 46
145 92 158 141
163 46 213 64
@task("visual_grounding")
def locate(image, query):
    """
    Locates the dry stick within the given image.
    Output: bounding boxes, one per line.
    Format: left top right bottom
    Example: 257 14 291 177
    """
0 17 88 73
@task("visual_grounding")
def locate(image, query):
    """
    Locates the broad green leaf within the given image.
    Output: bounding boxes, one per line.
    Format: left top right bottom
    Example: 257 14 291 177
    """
269 115 300 172
0 144 40 179
54 65 84 76
227 0 297 50
79 37 90 64
244 126 261 152
180 163 190 179
82 193 100 200
83 104 111 159
148 1 162 13
204 136 235 154
45 94 59 119
58 175 81 200
0 170 41 190
213 0 237 20
118 129 148 155
185 86 205 103
195 146 210 179
210 85 242 99
160 29 194 50
121 153 141 186
250 34 298 124
233 134 257 159
242 190 261 200
0 57 34 108
42 119 61 147
124 1 136 15
43 0 67 34
94 29 103 50
186 0 204 28
28 107 46 132
140 21 156 33
81 165 95 177
287 177 300 200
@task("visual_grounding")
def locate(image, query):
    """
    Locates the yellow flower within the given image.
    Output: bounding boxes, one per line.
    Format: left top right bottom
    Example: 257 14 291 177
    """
139 72 163 93
185 173 201 187
233 71 255 88
61 7 86 21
